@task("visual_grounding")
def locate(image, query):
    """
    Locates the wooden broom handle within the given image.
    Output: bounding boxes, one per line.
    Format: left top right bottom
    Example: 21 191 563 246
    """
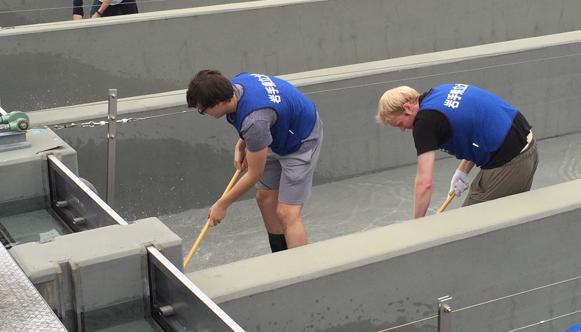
437 191 456 214
182 169 242 270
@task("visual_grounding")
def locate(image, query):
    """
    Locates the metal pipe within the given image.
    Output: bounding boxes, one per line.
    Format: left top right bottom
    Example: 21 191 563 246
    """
106 89 118 206
438 296 453 332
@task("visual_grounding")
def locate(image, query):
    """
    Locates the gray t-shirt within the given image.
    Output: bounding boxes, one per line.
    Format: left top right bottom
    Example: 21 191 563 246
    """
235 84 322 153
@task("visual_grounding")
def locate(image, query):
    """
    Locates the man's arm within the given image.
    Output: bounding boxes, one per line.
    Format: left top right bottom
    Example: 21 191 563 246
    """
234 138 247 171
414 150 436 218
91 0 111 18
208 147 267 225
456 159 475 174
207 109 273 225
221 146 266 206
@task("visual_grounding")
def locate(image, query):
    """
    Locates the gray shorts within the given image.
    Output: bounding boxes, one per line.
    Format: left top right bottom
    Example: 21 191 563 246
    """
255 137 323 205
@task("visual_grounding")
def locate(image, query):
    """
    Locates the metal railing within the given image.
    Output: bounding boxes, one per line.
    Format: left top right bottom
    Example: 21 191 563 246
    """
147 246 245 331
377 275 581 332
47 154 128 231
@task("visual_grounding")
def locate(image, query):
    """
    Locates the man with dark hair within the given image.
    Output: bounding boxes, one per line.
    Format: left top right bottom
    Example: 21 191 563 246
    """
187 70 323 252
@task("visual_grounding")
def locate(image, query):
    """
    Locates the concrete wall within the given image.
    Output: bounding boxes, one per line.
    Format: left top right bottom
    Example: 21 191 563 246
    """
9 217 182 331
2 0 581 111
0 0 71 26
0 128 78 216
188 180 581 332
0 0 255 26
28 31 581 220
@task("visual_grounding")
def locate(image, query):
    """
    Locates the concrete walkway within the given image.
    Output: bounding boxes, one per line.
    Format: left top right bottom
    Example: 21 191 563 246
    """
160 131 581 272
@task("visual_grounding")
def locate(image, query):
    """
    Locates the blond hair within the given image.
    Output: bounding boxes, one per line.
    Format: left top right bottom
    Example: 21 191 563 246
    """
376 86 420 125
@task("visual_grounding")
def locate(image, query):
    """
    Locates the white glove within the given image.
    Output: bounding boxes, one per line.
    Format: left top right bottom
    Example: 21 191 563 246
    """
449 170 469 197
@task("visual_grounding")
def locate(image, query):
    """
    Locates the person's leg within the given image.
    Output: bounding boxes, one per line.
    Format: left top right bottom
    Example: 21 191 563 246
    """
462 170 484 207
463 140 538 207
255 186 305 250
276 137 323 248
72 0 84 19
519 141 539 190
276 202 307 248
255 152 287 252
127 1 139 14
120 0 138 15
255 189 287 252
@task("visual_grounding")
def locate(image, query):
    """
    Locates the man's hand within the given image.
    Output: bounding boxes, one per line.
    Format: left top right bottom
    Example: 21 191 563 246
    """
449 170 469 196
208 201 227 226
91 0 111 18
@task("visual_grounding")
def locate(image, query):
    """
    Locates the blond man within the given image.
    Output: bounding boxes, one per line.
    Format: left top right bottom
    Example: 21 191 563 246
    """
377 84 538 218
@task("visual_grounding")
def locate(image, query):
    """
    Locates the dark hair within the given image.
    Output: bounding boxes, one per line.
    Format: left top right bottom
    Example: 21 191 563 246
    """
186 70 234 110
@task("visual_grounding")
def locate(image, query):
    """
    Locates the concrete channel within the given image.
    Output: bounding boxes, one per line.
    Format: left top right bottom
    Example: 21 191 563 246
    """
2 0 581 111
28 30 581 220
2 1 581 330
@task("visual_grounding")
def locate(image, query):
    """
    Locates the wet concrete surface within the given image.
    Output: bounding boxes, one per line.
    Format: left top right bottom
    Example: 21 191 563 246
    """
0 210 69 247
159 131 581 273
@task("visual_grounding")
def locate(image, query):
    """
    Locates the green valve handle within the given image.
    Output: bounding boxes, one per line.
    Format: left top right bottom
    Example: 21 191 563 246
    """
0 111 30 132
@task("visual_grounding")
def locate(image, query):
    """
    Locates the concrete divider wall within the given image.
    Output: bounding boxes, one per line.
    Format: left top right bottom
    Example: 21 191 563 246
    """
188 180 581 331
2 0 581 111
0 0 71 27
0 0 256 26
0 128 78 216
29 32 581 219
9 217 182 331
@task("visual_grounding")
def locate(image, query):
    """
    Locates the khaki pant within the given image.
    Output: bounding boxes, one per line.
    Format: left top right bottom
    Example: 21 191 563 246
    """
462 140 539 207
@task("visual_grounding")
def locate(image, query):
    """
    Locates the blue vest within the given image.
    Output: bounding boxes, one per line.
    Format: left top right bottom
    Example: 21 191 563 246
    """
419 84 518 167
228 73 316 155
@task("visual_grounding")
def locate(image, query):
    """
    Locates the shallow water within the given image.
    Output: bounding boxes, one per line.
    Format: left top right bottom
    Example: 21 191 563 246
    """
158 132 581 272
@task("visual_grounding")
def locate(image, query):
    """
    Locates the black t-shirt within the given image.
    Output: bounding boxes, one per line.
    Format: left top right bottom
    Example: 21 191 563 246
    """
413 92 532 169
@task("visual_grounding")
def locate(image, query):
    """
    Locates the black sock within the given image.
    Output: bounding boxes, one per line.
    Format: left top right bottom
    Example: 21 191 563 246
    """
268 233 288 252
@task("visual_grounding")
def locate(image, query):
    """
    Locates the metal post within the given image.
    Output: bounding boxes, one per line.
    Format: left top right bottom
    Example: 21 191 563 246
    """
438 295 453 332
106 89 118 205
